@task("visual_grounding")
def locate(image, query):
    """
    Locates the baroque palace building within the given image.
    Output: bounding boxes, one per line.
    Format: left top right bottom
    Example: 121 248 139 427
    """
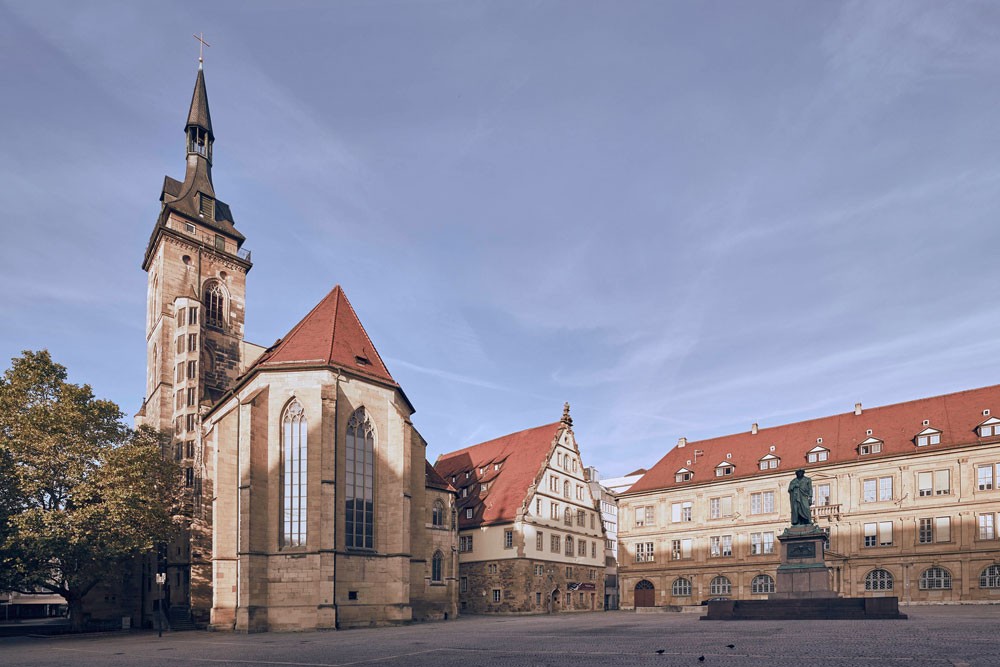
617 385 1000 609
434 406 606 613
135 61 458 631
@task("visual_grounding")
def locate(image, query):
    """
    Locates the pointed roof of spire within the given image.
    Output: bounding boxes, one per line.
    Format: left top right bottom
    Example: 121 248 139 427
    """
252 285 396 386
186 67 214 139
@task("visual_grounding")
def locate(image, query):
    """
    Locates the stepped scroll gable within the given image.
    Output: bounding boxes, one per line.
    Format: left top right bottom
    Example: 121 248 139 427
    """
435 406 607 614
618 385 1000 607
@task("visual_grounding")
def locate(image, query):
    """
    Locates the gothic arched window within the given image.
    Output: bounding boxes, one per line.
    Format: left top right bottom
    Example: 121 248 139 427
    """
432 499 445 526
431 550 444 582
346 408 375 549
204 281 226 329
281 399 307 547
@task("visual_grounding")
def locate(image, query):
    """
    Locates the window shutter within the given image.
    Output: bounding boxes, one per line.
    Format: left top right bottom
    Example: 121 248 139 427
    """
935 469 950 494
917 471 933 491
935 517 950 542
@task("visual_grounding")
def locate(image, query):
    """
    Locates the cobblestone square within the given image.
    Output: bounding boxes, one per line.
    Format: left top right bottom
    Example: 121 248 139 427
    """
1 606 997 667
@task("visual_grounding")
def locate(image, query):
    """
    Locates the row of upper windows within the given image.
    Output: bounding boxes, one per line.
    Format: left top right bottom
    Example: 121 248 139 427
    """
554 450 579 474
632 533 776 562
631 514 1000 562
650 566 1000 597
638 464 1000 526
533 498 599 529
547 475 587 501
863 514 1000 546
458 531 599 560
674 420 1000 483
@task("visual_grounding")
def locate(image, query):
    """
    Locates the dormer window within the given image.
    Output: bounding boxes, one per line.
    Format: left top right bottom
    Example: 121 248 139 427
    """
675 467 693 483
758 454 780 471
915 427 942 447
806 446 829 463
978 417 1000 437
715 462 735 477
858 437 883 455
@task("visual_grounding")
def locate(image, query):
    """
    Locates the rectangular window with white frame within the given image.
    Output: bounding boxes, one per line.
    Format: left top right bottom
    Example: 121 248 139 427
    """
863 476 892 502
634 505 655 527
671 501 692 522
750 491 774 515
635 541 654 563
979 513 996 540
815 483 831 506
977 464 996 491
863 521 893 547
710 535 733 557
536 531 543 550
918 517 951 544
709 496 733 519
917 470 951 497
671 538 692 560
504 528 514 549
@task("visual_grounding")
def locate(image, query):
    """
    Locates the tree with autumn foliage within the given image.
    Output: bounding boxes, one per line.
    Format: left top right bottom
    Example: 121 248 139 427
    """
0 350 180 631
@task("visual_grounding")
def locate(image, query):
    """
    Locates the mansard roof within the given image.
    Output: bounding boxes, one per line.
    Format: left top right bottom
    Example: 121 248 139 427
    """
435 421 567 528
250 285 397 387
627 384 1000 495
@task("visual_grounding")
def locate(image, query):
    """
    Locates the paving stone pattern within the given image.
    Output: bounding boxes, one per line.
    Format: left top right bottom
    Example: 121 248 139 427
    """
1 606 997 667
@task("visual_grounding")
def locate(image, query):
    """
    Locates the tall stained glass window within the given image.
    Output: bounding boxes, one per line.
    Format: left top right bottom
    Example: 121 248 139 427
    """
281 399 307 547
346 408 375 549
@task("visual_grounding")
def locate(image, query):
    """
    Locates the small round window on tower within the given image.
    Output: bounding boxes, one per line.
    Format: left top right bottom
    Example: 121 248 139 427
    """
219 270 228 280
182 255 191 265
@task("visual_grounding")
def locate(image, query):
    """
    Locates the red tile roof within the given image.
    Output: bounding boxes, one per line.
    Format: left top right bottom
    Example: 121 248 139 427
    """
251 285 396 386
425 460 455 493
435 422 565 528
627 384 1000 495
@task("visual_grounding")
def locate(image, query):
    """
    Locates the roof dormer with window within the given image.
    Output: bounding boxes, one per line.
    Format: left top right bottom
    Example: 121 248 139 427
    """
714 461 735 477
758 453 780 471
675 467 693 483
915 427 942 447
977 416 1000 438
806 446 829 463
857 436 883 456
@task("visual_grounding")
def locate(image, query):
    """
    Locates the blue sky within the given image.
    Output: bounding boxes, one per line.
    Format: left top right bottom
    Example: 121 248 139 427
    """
2 1 1000 477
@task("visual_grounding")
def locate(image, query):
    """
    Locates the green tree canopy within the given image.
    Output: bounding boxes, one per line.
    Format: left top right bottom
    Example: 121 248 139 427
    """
0 350 179 630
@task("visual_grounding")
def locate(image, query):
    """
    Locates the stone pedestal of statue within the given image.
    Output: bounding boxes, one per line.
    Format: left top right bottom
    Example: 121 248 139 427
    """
771 524 834 599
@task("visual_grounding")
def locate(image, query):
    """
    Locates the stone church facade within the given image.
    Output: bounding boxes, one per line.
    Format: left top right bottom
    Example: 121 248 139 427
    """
136 63 458 631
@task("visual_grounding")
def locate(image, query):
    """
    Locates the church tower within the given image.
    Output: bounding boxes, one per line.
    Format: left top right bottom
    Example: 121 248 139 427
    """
138 58 252 625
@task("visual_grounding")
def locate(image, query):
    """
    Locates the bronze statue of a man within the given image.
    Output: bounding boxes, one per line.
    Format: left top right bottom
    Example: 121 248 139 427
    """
788 468 813 525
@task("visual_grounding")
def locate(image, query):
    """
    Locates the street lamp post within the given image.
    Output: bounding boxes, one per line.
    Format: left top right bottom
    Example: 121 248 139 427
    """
155 573 167 637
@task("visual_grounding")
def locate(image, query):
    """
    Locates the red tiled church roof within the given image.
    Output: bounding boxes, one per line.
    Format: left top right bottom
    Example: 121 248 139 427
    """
628 384 1000 495
435 421 566 528
251 285 396 386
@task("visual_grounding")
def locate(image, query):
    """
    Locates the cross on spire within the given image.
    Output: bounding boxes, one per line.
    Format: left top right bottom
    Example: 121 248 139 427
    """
193 32 211 69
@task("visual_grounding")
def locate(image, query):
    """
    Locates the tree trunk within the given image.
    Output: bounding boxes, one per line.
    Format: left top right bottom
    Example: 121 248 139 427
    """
67 595 86 632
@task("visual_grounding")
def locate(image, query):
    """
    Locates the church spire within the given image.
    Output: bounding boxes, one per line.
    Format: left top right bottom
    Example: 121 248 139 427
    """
185 66 214 167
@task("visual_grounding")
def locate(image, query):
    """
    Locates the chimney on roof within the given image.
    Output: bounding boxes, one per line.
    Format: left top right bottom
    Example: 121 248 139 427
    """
751 422 759 435
854 402 862 416
677 437 687 448
561 402 573 427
